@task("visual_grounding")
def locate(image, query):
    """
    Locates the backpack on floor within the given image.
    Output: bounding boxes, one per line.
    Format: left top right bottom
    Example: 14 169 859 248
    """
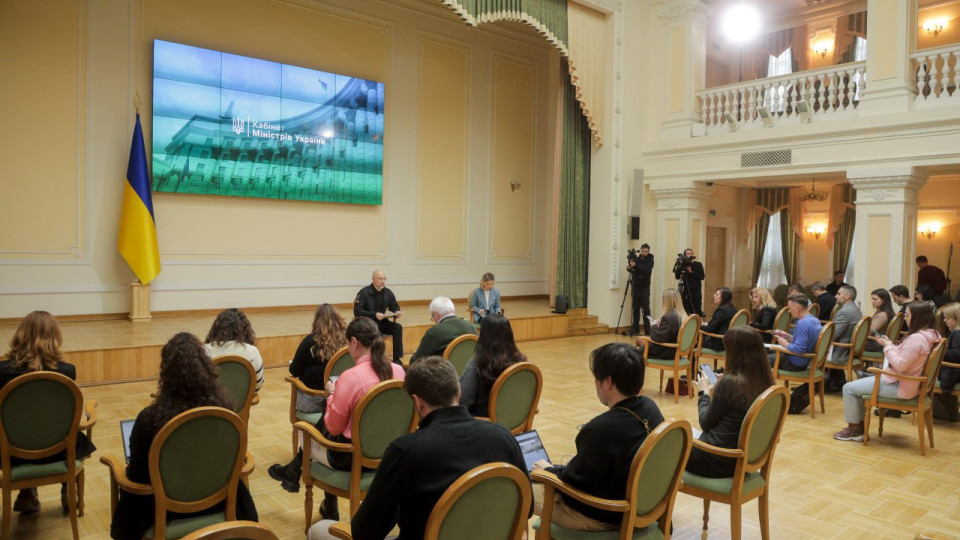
788 384 809 415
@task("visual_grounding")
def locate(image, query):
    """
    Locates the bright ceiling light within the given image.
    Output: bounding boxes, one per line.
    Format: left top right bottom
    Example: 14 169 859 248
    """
722 4 761 45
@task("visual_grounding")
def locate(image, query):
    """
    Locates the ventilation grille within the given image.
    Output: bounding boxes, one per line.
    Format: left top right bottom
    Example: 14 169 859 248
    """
741 150 792 168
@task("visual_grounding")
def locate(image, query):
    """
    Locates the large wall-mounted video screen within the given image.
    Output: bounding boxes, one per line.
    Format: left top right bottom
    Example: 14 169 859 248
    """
151 40 385 205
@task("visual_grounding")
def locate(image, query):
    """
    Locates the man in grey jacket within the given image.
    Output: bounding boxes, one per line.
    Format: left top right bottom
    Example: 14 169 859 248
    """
826 285 862 390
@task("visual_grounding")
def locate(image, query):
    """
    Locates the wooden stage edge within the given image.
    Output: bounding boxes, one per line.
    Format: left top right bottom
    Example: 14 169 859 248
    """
63 297 576 387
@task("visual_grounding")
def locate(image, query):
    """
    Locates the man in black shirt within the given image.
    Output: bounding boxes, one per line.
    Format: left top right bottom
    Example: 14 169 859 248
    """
306 357 529 540
811 281 836 322
354 270 404 362
627 244 654 337
675 248 705 316
824 270 848 297
532 342 664 530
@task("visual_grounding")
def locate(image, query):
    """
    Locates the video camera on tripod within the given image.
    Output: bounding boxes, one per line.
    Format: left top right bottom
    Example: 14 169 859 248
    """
673 253 695 297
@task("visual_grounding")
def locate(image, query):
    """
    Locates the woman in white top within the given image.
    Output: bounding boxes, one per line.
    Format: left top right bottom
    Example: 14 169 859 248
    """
204 308 264 391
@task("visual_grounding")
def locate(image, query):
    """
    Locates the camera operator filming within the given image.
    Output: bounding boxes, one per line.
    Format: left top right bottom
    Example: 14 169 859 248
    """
673 248 705 316
626 244 654 336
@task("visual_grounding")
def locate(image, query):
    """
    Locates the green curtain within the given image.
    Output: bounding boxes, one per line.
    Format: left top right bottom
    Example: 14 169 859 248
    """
439 0 568 50
751 213 771 286
780 209 801 285
832 185 856 274
555 60 591 309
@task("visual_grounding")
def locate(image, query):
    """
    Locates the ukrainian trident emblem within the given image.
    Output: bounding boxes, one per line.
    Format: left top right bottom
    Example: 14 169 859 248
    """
232 116 246 135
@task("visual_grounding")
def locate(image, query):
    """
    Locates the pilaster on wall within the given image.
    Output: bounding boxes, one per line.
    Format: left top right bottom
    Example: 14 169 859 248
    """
848 167 927 300
654 0 708 140
859 0 918 115
648 185 710 298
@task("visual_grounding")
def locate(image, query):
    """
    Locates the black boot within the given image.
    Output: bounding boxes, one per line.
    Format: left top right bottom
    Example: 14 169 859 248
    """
268 450 303 493
318 491 340 521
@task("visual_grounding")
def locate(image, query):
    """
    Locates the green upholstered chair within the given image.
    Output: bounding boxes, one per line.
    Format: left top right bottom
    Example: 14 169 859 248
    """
212 355 257 424
824 316 871 385
480 362 543 435
639 314 701 403
0 371 94 540
933 358 960 396
808 303 820 319
285 346 354 454
697 309 750 370
679 386 789 540
862 338 946 456
828 304 840 321
294 379 417 529
443 334 479 377
771 322 835 418
329 462 532 540
860 312 903 367
531 419 693 540
102 406 247 540
757 307 791 344
181 520 279 540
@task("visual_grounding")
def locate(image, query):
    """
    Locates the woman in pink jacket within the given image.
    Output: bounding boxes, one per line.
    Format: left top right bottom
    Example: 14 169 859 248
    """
834 301 940 442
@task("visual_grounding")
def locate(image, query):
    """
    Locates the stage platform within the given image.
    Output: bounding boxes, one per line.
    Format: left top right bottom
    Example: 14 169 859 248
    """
0 297 569 386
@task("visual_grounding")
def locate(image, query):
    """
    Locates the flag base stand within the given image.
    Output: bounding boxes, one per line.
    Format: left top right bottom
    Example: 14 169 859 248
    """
129 281 153 321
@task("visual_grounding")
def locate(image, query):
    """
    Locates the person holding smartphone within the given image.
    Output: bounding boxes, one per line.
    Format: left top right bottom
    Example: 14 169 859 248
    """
636 289 687 359
687 326 775 477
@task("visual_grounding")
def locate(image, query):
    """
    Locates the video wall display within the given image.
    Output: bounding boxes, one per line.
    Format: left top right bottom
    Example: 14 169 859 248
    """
151 40 385 205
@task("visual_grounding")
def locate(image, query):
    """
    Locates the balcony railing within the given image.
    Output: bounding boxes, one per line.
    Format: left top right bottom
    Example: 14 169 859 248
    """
912 43 960 101
696 62 866 131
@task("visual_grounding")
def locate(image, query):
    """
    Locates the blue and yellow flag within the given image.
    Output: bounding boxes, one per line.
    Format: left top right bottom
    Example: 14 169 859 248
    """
118 114 161 284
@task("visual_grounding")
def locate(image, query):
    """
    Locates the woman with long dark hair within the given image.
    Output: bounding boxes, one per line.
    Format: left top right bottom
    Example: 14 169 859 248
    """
864 289 896 353
834 302 940 442
205 308 264 391
269 317 404 521
0 311 96 514
459 315 527 416
686 326 775 477
110 332 256 540
700 287 737 350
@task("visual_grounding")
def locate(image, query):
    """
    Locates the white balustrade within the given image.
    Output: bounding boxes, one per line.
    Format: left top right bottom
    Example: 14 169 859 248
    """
696 62 866 130
911 44 960 101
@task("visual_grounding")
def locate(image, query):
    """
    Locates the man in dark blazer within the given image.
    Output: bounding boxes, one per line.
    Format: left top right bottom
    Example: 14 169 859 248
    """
409 296 477 364
306 357 529 540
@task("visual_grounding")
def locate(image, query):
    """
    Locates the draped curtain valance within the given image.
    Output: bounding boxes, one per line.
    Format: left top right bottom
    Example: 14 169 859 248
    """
834 11 868 64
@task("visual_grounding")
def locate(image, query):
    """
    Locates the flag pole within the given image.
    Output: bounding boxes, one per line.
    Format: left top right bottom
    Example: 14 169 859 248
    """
127 91 153 321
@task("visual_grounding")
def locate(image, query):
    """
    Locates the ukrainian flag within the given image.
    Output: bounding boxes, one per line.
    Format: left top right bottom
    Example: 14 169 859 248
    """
118 114 161 284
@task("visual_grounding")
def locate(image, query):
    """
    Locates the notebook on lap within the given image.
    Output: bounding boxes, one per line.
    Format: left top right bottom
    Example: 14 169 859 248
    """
121 419 136 463
514 430 551 473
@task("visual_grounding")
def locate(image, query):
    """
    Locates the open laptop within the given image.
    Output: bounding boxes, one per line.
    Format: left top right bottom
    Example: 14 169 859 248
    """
120 419 136 463
514 430 551 473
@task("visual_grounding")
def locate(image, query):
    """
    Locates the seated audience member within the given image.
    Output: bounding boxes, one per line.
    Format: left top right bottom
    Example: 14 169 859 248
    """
935 303 960 422
636 288 687 358
459 315 527 416
787 282 807 301
268 304 348 492
308 357 529 540
204 308 264 391
688 326 775 477
825 270 848 297
889 284 911 332
834 302 940 442
470 272 503 324
811 282 836 322
266 317 405 516
748 287 778 332
0 311 96 515
769 294 823 371
409 296 477 364
531 343 664 531
110 333 256 540
915 284 937 308
864 289 896 353
700 287 737 351
826 286 864 389
354 270 404 363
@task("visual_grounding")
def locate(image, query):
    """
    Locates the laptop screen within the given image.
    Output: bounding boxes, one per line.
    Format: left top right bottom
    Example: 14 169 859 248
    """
121 419 136 463
514 430 550 473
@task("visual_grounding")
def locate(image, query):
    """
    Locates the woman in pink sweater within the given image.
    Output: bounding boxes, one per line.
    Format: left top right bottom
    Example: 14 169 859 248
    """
835 302 940 442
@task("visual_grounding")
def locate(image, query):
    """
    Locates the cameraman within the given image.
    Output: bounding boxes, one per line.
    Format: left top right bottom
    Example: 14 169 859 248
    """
675 248 705 316
627 244 654 336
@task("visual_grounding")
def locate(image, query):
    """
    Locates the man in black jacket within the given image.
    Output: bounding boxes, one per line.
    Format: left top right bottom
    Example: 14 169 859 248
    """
627 244 655 337
676 248 705 316
354 269 404 362
532 343 664 530
306 357 530 540
811 281 836 322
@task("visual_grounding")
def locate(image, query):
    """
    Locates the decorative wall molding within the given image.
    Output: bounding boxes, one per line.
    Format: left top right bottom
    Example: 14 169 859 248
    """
649 187 711 210
653 0 708 24
848 173 927 204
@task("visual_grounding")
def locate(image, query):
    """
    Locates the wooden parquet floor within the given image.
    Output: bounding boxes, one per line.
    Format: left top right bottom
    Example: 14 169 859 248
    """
8 334 960 539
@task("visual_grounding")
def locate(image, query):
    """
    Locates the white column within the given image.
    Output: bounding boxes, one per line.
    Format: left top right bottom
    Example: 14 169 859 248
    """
848 167 927 299
648 185 710 301
858 0 919 115
654 0 708 140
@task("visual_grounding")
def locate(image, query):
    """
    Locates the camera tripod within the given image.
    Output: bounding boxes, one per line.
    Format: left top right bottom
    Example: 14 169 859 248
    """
614 278 632 336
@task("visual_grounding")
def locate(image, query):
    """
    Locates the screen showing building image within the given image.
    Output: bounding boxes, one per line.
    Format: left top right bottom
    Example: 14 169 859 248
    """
152 40 384 205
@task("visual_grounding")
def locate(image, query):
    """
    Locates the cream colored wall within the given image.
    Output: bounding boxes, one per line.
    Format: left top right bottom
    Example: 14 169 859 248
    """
0 0 560 317
918 0 960 49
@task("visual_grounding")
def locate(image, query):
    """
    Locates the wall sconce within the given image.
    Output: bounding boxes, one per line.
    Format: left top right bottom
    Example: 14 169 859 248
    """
924 18 947 37
814 42 831 58
918 224 940 239
806 223 827 240
510 180 521 192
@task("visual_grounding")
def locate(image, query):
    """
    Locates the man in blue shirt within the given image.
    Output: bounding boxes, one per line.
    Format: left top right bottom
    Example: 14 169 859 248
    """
769 294 822 371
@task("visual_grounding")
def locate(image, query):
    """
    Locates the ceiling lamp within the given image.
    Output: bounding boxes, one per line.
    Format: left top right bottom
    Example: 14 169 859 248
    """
799 179 829 202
